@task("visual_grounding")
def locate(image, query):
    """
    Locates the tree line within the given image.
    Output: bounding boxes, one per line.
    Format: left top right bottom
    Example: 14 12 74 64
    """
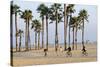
11 1 89 52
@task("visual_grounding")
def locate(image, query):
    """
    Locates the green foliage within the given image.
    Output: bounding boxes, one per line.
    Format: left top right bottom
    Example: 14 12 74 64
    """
49 3 63 23
12 4 20 14
78 9 89 30
78 9 89 23
31 19 41 33
21 10 33 21
70 16 78 27
66 4 75 15
37 4 50 17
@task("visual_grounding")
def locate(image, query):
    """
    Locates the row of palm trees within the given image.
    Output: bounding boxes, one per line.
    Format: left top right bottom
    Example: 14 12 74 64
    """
11 1 89 52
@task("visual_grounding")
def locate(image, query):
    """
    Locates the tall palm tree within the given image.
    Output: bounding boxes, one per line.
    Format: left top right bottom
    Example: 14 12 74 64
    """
31 20 36 48
37 23 41 50
49 3 63 51
67 4 75 48
21 10 33 51
32 19 41 49
70 16 78 50
78 9 89 48
37 4 45 48
10 1 13 66
17 29 23 52
12 4 20 51
64 4 67 50
32 19 38 49
74 16 81 50
70 17 75 50
37 4 50 50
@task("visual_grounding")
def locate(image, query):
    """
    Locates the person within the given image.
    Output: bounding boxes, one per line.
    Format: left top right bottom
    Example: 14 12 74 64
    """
81 46 88 56
67 46 71 52
60 46 63 52
44 49 47 56
66 46 72 57
82 46 86 52
55 45 58 56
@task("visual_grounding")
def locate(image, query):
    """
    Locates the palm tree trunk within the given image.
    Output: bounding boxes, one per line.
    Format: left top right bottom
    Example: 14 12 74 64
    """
25 19 28 51
42 17 44 48
38 32 40 50
64 4 67 50
82 19 85 48
75 26 77 50
19 35 21 52
72 27 75 50
28 19 31 50
10 1 13 66
35 32 37 50
55 9 58 51
29 31 31 50
68 15 71 47
68 24 70 47
15 13 18 51
46 16 48 50
33 32 34 48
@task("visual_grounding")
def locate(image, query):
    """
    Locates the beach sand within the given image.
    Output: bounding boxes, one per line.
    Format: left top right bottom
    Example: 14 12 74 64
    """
12 43 97 66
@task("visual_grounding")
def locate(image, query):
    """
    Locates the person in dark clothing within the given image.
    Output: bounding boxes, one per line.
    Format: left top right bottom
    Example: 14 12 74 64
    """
44 49 48 56
81 46 88 56
55 46 58 56
82 46 86 52
66 46 72 57
67 46 71 52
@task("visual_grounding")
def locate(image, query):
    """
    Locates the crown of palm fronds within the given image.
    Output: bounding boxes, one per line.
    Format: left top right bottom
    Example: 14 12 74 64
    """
66 4 75 15
49 3 63 23
37 4 50 17
78 9 89 23
12 4 20 14
21 10 33 22
31 19 42 33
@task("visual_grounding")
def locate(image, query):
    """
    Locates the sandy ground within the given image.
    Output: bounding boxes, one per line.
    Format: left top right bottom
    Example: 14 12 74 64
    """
12 43 97 66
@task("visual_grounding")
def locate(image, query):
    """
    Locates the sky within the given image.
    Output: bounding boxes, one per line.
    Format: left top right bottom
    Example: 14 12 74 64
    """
12 0 97 47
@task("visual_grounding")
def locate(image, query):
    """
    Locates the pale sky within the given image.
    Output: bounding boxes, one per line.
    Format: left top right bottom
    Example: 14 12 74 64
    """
12 0 97 47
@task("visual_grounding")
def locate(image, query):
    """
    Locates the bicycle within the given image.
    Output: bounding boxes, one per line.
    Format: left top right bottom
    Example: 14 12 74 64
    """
82 51 88 56
66 51 72 57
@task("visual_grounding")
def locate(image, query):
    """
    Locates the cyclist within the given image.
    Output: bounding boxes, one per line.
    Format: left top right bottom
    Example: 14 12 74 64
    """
66 46 72 57
67 46 71 52
82 46 86 52
55 46 58 56
44 49 48 56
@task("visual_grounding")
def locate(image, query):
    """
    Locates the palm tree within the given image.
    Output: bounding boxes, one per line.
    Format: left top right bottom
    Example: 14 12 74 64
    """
37 4 45 48
31 20 35 48
74 16 81 50
32 19 41 49
70 17 75 50
37 23 41 50
21 10 33 51
12 4 20 51
37 4 50 50
70 16 78 50
64 4 67 50
31 19 38 49
78 9 89 48
17 29 23 52
10 1 13 66
67 4 75 48
49 3 63 51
